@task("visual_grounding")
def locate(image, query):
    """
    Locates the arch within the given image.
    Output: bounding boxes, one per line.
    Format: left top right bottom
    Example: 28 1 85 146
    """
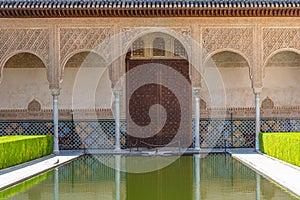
0 51 50 110
122 28 192 62
203 49 254 108
60 49 107 83
0 51 47 83
263 49 300 107
263 48 300 78
204 49 253 83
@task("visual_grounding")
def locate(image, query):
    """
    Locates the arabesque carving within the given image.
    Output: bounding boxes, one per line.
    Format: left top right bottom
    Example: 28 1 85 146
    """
0 28 49 67
263 28 300 63
202 27 253 64
60 27 113 66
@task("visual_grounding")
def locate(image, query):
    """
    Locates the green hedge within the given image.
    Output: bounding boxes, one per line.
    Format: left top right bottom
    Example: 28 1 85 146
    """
0 135 53 169
259 132 300 167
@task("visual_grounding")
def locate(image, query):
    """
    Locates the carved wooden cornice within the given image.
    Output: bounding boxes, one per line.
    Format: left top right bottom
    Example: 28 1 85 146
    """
0 0 299 18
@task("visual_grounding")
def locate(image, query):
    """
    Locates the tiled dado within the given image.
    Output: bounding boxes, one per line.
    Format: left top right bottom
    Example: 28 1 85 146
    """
0 118 300 150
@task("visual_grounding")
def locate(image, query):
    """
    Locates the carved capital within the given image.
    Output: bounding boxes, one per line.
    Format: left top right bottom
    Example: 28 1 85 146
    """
50 87 61 96
253 87 262 94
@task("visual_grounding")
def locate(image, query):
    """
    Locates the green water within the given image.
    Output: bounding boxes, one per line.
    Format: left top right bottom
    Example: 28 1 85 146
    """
0 154 298 200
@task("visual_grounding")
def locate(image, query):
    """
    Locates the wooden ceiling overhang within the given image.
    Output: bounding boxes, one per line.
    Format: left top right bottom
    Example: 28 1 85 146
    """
0 1 299 18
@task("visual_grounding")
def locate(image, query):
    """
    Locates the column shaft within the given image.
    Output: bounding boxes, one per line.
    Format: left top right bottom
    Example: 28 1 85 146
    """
114 90 121 151
53 94 59 154
255 92 260 151
193 88 200 150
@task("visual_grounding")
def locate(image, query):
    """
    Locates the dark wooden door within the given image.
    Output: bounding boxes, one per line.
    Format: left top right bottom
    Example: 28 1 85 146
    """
126 59 191 148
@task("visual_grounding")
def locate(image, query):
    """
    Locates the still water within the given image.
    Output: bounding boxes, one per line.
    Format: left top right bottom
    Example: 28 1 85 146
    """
0 154 298 200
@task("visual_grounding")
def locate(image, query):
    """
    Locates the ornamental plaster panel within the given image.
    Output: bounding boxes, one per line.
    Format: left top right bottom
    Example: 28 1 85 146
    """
263 28 300 64
121 27 191 55
59 26 113 67
202 27 253 65
0 28 49 68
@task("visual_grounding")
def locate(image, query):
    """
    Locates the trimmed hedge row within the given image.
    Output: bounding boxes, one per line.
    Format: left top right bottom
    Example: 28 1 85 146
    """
0 135 53 169
259 132 300 167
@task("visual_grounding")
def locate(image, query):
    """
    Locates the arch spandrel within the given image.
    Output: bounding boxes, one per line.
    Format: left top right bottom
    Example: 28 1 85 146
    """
0 28 49 82
0 51 48 84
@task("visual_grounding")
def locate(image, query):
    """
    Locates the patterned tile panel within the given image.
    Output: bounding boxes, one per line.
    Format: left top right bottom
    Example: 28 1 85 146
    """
0 118 299 150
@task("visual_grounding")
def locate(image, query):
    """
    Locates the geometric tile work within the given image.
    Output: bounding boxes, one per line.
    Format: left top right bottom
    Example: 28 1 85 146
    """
193 119 255 148
0 118 299 150
261 118 300 132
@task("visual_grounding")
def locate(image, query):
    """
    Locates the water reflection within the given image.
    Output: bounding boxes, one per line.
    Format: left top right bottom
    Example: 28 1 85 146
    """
1 154 297 200
54 168 58 200
194 154 200 200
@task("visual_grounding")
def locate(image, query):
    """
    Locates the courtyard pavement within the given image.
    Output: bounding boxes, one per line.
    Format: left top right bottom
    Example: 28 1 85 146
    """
228 148 300 198
0 148 300 198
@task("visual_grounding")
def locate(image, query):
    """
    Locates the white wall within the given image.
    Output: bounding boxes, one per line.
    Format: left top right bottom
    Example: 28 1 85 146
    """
0 68 51 109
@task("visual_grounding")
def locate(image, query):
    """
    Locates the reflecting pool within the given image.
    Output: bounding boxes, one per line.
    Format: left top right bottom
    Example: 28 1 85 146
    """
0 154 298 200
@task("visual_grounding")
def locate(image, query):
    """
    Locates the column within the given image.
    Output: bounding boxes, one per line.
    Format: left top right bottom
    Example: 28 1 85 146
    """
52 88 60 155
113 89 121 151
254 88 262 152
193 87 201 150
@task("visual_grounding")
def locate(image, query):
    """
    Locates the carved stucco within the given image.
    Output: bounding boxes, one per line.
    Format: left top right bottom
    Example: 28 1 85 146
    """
263 28 300 65
59 27 113 67
0 28 49 69
202 27 253 66
121 27 192 55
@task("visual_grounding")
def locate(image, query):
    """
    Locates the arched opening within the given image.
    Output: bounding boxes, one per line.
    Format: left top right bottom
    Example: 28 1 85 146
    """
263 51 300 107
60 51 113 149
0 52 49 110
205 51 253 108
204 51 253 147
60 51 111 110
125 32 192 148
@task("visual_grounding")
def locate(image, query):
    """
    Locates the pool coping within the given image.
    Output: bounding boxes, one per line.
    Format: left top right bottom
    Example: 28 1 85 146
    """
0 148 299 199
0 150 83 191
228 149 300 198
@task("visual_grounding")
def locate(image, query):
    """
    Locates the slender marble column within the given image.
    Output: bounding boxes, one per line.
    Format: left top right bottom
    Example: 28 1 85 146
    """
52 89 60 155
254 89 261 152
193 88 201 150
113 89 121 151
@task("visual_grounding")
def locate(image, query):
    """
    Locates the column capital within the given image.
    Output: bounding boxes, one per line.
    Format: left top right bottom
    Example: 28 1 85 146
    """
193 87 201 96
50 87 61 96
113 88 121 95
253 87 262 94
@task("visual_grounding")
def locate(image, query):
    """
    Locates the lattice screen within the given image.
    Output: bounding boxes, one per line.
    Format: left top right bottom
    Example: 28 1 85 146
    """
1 118 299 149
